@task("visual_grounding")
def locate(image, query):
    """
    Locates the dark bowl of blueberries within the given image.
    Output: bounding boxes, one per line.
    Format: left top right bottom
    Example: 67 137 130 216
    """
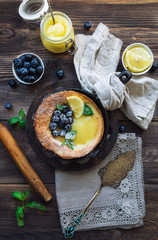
12 52 44 85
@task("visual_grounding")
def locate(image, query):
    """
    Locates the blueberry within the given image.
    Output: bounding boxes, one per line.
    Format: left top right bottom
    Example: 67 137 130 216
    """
84 21 92 30
68 117 74 124
66 110 73 117
25 54 32 61
20 68 29 77
8 79 17 87
56 69 64 79
62 105 69 113
58 120 65 129
60 117 69 125
27 75 35 82
23 75 29 82
29 67 36 75
36 65 43 75
64 117 69 124
150 62 158 71
13 58 22 67
65 124 72 132
52 130 60 137
49 122 57 131
60 113 67 120
119 125 126 133
51 115 60 123
23 61 31 68
54 110 61 117
15 68 21 76
20 55 26 62
5 102 12 110
31 58 39 68
60 129 66 137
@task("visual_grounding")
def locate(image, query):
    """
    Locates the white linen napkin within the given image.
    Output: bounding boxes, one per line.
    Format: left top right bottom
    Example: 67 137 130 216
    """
55 133 145 233
73 23 158 130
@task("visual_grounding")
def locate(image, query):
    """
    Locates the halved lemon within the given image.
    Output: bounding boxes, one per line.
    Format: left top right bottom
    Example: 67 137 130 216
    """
66 96 84 118
124 50 153 73
129 47 151 59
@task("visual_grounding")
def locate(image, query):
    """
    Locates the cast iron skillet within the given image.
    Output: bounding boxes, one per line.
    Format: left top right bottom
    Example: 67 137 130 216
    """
26 70 132 171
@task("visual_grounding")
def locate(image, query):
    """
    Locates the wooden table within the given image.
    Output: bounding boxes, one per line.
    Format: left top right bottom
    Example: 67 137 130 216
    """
0 0 158 239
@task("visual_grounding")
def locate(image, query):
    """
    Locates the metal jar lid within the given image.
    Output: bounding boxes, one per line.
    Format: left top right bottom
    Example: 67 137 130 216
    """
18 0 49 22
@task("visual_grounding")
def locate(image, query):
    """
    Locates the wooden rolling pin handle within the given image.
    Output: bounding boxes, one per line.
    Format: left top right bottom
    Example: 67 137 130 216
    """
0 122 52 202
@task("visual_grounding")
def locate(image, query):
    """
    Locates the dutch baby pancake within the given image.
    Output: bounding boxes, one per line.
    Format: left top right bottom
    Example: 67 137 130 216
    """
34 90 104 159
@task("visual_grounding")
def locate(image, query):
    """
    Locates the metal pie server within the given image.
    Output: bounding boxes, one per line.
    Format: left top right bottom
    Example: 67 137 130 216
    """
64 150 136 238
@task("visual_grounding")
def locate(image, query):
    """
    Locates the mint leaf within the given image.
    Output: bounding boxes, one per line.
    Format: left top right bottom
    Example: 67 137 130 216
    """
65 130 77 140
57 104 67 111
61 139 74 150
83 104 93 116
8 117 20 126
12 191 24 201
16 206 24 227
19 119 26 130
19 108 24 120
26 201 47 211
21 191 30 201
8 108 26 130
12 191 30 201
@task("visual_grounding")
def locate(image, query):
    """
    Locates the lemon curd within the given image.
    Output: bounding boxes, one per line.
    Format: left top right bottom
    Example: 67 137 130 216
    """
40 11 75 53
72 115 98 148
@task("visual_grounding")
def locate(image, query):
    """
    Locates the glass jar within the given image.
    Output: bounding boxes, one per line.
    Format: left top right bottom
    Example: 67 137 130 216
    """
40 11 75 53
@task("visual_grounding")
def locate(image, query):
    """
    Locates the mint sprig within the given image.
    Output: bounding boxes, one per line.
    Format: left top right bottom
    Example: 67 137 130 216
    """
65 130 77 140
83 103 93 116
12 191 47 227
8 108 26 130
61 139 74 150
61 130 77 150
57 104 67 111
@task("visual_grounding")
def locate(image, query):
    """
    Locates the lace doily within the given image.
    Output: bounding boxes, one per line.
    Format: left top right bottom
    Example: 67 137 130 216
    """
55 133 145 232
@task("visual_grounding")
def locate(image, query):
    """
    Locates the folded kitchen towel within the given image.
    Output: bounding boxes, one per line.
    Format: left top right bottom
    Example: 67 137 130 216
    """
55 133 145 233
74 23 158 130
74 23 123 93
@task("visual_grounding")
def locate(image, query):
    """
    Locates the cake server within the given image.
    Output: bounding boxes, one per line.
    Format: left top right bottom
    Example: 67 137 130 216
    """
64 150 136 238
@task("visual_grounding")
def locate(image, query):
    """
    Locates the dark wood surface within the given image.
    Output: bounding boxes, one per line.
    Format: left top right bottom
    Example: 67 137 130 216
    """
0 0 158 239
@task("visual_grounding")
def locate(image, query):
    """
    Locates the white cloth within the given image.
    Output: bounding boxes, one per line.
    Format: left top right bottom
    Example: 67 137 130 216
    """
55 133 145 232
120 76 158 129
73 23 158 130
74 23 123 93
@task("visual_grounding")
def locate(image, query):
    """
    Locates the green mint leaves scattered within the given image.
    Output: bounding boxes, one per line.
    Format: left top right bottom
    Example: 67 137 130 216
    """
83 103 93 116
8 108 26 130
57 104 67 111
12 191 47 227
61 130 77 150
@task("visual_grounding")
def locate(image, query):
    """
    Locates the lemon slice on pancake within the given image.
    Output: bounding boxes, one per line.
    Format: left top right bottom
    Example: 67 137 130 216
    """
66 96 84 118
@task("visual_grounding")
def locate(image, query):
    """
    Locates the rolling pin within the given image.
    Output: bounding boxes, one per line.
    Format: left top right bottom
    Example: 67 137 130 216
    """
0 122 52 202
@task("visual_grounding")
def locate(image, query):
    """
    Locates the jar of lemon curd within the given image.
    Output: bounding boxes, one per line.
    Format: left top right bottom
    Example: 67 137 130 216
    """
40 11 75 54
18 0 76 54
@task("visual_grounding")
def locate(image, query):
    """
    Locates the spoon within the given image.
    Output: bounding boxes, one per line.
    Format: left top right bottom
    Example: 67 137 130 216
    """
47 0 55 25
64 150 136 238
